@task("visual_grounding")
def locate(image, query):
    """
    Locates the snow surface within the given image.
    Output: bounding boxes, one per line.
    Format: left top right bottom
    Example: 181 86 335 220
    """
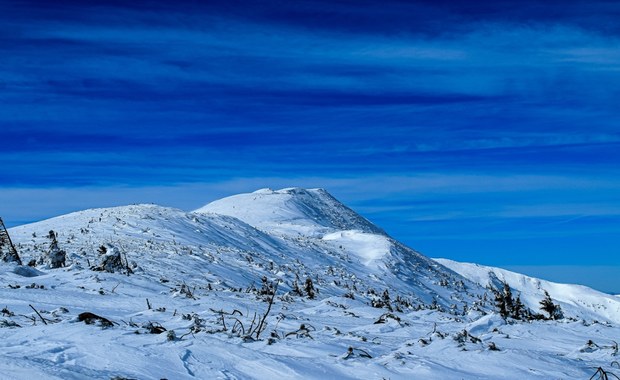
0 188 618 379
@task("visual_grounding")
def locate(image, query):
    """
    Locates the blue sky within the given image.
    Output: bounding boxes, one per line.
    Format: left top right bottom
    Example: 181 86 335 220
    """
1 1 619 292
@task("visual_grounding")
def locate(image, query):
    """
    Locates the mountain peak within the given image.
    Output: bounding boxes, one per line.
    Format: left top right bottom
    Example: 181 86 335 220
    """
251 187 327 196
194 187 384 237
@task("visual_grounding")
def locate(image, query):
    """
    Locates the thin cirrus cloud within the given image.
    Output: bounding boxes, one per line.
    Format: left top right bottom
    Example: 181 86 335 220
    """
2 21 618 147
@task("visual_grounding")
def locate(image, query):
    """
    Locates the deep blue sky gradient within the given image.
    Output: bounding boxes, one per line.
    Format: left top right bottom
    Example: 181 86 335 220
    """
1 0 619 292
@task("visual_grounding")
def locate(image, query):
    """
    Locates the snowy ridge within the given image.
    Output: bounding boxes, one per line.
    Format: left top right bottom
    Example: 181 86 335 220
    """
0 188 618 379
8 194 476 309
435 258 620 324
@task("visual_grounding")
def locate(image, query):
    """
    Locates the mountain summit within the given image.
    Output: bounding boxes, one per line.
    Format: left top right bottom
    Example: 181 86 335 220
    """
195 187 386 237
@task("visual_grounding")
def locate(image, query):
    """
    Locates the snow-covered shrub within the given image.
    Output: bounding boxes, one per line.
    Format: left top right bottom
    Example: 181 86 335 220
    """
304 278 316 299
38 230 66 269
92 244 128 273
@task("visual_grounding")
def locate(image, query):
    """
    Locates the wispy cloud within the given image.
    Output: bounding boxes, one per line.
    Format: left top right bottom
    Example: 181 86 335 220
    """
3 172 619 222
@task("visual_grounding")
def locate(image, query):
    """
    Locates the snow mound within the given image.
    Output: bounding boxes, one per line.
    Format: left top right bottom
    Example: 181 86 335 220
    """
12 265 44 277
322 230 390 266
466 313 506 336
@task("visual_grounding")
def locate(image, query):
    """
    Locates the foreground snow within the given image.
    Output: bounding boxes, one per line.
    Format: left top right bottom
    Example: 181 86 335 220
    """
0 188 617 379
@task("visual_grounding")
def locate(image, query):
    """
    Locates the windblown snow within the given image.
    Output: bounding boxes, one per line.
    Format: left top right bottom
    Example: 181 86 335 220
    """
0 188 617 379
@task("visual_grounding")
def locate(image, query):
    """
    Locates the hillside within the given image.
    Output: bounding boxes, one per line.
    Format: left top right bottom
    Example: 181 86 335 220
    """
0 188 618 379
435 258 620 324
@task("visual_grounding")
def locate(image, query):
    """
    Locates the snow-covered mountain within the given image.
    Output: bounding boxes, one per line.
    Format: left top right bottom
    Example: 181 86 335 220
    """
194 188 481 307
435 258 620 324
0 188 618 379
8 188 480 309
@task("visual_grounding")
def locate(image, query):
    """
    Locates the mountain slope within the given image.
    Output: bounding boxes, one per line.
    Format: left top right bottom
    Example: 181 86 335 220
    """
9 190 481 309
435 258 620 324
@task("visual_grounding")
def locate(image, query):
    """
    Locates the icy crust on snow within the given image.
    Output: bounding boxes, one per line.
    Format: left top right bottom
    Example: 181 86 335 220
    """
0 190 619 379
435 258 620 324
195 187 386 237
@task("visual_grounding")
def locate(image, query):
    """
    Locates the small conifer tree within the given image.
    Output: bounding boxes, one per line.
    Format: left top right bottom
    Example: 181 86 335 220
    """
494 287 509 319
304 278 316 299
539 290 563 320
382 289 393 311
512 295 526 319
39 229 66 268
